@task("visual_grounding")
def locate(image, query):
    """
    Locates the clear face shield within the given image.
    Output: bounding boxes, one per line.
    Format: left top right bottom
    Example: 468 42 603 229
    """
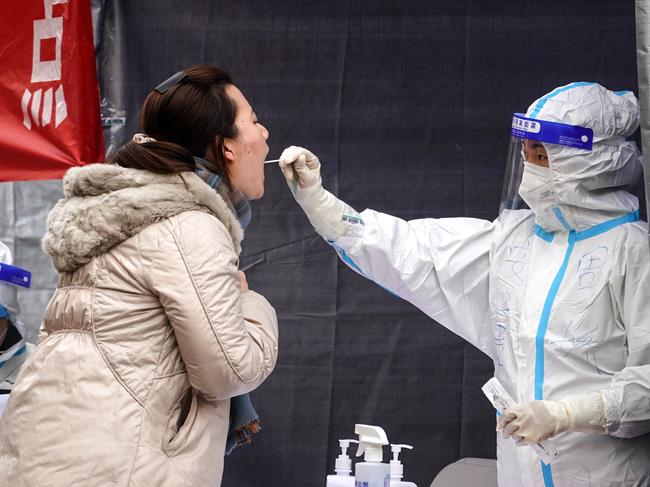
499 113 594 213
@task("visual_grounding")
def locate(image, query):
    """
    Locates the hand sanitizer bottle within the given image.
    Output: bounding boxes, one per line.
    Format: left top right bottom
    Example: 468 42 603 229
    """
326 439 358 487
389 444 417 487
354 424 390 487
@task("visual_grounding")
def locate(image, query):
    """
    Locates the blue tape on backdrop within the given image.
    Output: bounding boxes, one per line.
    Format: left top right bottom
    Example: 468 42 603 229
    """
0 263 31 288
511 113 593 151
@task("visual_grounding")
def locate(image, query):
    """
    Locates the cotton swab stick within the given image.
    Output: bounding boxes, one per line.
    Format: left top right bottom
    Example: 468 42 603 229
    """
264 159 280 164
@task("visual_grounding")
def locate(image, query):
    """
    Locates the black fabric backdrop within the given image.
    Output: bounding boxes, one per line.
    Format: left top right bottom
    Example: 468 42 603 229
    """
99 2 639 485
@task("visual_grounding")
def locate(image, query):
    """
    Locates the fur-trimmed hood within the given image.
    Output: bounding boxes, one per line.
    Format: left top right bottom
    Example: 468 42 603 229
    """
43 163 243 272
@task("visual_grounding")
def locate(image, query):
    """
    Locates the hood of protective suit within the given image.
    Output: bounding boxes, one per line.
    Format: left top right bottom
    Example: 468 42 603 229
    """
523 82 643 232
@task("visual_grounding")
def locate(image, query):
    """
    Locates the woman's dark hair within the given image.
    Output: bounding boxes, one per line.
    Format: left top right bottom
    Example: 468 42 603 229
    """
109 65 238 181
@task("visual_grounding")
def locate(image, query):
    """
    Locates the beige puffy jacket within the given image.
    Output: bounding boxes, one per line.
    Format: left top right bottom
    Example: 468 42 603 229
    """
0 164 278 486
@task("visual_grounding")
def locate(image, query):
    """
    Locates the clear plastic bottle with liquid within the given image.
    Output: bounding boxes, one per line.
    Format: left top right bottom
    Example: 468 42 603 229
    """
354 424 390 487
326 439 358 487
389 444 417 487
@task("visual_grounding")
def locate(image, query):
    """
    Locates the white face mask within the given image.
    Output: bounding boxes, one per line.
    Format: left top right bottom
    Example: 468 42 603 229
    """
518 163 553 210
518 162 569 232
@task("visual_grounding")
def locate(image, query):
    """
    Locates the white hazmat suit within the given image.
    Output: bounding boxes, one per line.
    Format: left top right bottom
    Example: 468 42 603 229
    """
0 241 34 416
280 83 650 486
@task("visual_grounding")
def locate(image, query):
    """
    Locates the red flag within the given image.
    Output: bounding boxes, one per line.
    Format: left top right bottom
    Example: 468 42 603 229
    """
0 0 104 182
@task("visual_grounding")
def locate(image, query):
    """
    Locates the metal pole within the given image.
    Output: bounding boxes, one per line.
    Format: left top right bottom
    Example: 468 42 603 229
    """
636 0 650 247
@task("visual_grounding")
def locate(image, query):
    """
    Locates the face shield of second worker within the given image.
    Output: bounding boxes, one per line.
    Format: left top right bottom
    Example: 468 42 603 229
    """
499 113 594 230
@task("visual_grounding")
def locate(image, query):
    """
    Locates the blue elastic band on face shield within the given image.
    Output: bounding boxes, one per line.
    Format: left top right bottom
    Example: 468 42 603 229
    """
0 263 31 289
512 113 593 151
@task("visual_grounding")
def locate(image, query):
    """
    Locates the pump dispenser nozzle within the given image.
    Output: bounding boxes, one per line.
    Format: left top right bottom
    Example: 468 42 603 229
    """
355 424 389 462
389 444 413 480
334 439 359 476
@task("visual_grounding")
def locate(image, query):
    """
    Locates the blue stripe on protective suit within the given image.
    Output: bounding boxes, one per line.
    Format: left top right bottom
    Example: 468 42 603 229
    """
534 210 639 487
529 82 596 119
534 225 555 242
552 208 573 231
573 210 639 241
329 242 398 297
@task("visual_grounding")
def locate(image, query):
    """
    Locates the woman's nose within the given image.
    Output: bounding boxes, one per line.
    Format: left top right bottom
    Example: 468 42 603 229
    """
260 123 269 140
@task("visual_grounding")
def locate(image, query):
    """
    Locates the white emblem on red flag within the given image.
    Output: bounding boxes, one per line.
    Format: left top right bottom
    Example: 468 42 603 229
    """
22 0 69 130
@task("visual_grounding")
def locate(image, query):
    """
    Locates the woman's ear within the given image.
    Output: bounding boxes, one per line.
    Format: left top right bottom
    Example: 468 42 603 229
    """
222 137 236 164
206 137 235 165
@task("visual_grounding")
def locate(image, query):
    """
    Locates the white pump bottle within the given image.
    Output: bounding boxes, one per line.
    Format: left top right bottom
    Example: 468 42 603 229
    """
354 424 390 487
389 444 417 487
326 439 359 487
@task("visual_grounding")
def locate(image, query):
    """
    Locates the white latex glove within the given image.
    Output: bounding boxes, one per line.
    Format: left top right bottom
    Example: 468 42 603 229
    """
279 145 322 193
279 146 361 240
497 392 606 445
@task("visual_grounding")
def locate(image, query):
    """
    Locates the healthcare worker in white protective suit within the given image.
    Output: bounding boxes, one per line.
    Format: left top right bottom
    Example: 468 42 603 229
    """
279 82 650 487
0 240 33 416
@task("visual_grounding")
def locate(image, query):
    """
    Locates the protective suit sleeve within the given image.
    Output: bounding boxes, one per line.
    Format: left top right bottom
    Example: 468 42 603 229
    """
601 227 650 438
332 209 498 358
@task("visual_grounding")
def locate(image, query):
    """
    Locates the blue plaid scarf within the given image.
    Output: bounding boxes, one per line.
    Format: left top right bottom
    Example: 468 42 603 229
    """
194 157 251 229
194 157 259 455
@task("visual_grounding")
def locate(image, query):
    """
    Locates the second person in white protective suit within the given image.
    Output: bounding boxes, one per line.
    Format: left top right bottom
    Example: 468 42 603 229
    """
0 240 33 416
278 82 650 487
